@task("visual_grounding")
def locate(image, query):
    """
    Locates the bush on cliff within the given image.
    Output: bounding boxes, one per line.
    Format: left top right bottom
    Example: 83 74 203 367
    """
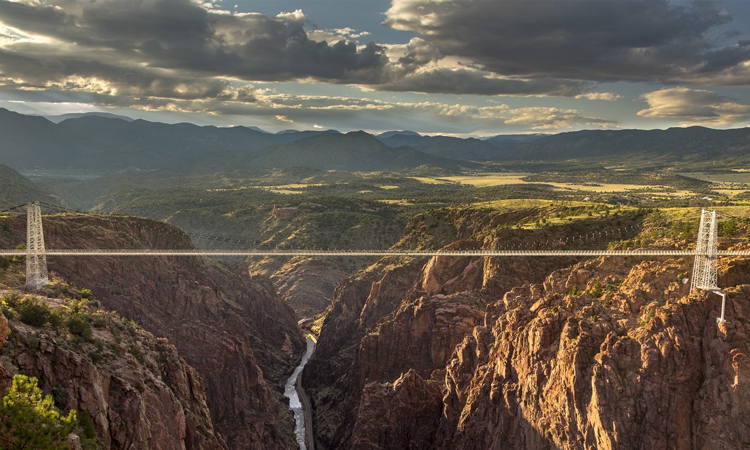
17 298 52 327
0 374 78 449
67 314 92 340
77 410 101 450
3 293 54 327
0 297 16 320
1 292 22 308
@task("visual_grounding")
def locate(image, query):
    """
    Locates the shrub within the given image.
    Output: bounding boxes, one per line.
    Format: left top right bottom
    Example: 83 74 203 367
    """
17 298 52 327
719 220 737 237
570 285 581 296
26 335 40 352
0 374 78 449
52 385 67 410
78 410 98 449
129 345 145 364
1 305 16 320
80 289 94 301
48 310 65 328
88 351 103 365
1 292 22 308
69 299 88 315
0 256 9 270
590 280 603 298
92 315 107 329
67 314 92 340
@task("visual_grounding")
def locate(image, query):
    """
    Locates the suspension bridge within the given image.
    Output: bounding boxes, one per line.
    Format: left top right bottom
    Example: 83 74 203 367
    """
1 203 744 323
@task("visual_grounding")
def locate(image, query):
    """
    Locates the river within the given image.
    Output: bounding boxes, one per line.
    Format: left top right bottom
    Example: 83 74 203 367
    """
284 337 316 450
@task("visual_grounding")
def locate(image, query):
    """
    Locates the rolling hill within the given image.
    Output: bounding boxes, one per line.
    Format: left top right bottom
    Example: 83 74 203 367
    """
2 108 750 172
377 133 499 160
0 164 60 208
0 108 333 171
378 132 547 161
186 131 467 172
507 127 750 165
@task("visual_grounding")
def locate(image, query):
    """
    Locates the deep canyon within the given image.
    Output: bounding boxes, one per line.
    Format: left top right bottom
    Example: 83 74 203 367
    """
2 204 750 449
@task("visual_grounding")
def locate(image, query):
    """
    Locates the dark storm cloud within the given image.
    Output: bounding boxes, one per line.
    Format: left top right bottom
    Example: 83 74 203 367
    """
0 49 256 102
384 0 750 84
0 0 589 99
0 0 390 83
375 68 589 96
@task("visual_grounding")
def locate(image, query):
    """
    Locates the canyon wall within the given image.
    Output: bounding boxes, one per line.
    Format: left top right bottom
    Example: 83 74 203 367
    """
304 206 750 449
0 214 306 449
0 291 225 449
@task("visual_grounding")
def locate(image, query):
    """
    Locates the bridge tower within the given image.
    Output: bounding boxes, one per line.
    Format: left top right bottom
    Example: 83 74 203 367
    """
691 209 718 293
690 209 725 322
26 202 49 289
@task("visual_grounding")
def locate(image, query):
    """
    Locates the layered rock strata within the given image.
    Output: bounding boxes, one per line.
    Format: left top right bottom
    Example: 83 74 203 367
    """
0 293 224 449
305 208 750 449
0 214 306 449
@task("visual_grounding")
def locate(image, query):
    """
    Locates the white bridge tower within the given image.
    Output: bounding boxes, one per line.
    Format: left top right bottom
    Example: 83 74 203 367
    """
690 209 726 323
26 202 49 289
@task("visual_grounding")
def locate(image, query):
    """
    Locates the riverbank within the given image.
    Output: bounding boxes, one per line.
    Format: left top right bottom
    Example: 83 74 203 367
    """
296 359 315 450
284 337 316 450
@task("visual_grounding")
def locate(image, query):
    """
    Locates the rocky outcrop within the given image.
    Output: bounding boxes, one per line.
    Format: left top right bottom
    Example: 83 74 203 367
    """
358 294 484 386
440 257 750 450
350 370 443 450
303 212 600 449
304 206 750 450
317 253 750 450
302 258 424 448
254 257 352 318
0 293 224 449
0 214 306 450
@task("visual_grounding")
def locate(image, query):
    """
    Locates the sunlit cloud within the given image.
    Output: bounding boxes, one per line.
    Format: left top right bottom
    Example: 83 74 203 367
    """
638 87 750 126
575 92 622 101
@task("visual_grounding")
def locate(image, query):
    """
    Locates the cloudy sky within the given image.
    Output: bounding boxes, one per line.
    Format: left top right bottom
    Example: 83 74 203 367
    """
0 0 749 135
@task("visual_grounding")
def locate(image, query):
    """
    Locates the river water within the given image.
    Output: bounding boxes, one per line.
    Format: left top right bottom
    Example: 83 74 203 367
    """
284 337 315 450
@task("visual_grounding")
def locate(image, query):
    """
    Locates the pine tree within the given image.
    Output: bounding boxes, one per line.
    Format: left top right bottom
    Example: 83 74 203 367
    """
0 374 78 449
590 279 603 298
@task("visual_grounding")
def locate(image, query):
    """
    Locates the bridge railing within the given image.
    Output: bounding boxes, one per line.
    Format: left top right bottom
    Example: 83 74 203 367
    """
2 204 745 327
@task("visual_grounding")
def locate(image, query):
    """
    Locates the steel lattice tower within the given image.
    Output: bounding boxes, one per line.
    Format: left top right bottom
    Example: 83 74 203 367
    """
26 202 49 289
690 209 726 323
691 209 719 293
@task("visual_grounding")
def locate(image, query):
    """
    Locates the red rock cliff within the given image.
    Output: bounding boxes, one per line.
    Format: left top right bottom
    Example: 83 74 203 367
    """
0 214 306 450
304 207 750 450
0 290 224 450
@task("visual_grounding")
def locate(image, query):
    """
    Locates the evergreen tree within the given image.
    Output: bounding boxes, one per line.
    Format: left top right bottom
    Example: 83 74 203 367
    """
0 374 78 449
590 279 603 298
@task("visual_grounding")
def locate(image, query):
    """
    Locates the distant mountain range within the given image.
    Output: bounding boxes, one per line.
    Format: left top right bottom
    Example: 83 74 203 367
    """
375 132 547 160
506 127 750 164
44 112 136 123
0 108 337 171
1 108 749 172
0 164 59 208
185 131 466 172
